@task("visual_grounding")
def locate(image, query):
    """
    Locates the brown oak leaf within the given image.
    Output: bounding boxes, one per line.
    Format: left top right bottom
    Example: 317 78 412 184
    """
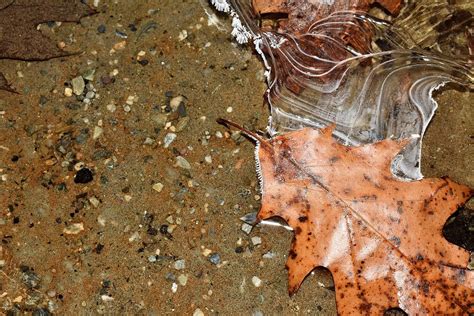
256 126 473 314
0 0 95 92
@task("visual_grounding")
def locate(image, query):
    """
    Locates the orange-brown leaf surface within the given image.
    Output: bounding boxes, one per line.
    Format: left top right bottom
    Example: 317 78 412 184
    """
256 126 473 314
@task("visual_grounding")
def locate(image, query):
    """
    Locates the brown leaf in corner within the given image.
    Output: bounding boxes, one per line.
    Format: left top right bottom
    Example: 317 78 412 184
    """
256 126 473 314
0 0 95 92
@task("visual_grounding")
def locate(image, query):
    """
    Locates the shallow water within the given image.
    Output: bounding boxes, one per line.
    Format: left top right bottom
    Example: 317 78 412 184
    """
216 0 473 180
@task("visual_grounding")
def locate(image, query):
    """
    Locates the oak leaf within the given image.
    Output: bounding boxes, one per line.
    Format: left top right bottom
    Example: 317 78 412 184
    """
256 126 473 314
0 0 95 92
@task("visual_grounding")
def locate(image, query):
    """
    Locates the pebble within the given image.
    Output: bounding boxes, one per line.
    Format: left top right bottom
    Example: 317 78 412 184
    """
226 106 233 113
251 236 262 246
204 155 212 164
163 133 177 148
74 168 93 184
115 30 128 38
47 290 56 298
251 276 262 287
144 137 155 145
152 183 164 192
208 253 221 265
106 103 116 112
89 196 100 208
63 223 84 235
71 76 85 95
171 282 178 293
113 41 127 50
175 156 191 169
64 87 73 97
241 223 253 235
151 113 168 127
262 251 275 259
177 102 187 117
93 126 103 140
138 59 149 66
173 259 186 270
82 69 96 81
85 91 95 99
193 308 205 316
177 274 188 286
170 95 185 111
148 255 157 263
175 117 189 132
178 30 188 41
165 272 176 282
97 24 106 33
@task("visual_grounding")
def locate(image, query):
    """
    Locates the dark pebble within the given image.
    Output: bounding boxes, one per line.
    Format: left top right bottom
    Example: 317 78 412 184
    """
32 308 51 316
159 224 173 239
235 246 244 253
75 130 89 144
177 102 187 117
164 91 173 98
39 95 48 105
65 103 81 110
97 24 106 33
74 168 94 184
115 30 128 38
165 272 176 282
100 175 109 185
19 265 41 289
138 59 149 66
11 155 19 162
208 253 221 265
128 23 137 32
100 75 114 85
92 149 112 161
147 227 158 236
56 183 67 191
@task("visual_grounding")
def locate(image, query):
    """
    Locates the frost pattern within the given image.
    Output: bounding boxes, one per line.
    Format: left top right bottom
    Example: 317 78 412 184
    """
210 0 231 13
211 0 473 180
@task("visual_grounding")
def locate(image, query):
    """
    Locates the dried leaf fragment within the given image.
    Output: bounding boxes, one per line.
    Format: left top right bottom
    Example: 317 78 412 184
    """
256 126 473 314
0 0 95 92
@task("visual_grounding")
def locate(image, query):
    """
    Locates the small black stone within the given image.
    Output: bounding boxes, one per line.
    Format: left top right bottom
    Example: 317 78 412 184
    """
234 246 244 253
159 224 169 234
95 244 104 254
138 59 149 66
97 24 106 33
39 95 48 105
177 102 187 117
147 227 158 236
74 168 93 184
128 23 137 32
56 183 67 191
11 155 19 162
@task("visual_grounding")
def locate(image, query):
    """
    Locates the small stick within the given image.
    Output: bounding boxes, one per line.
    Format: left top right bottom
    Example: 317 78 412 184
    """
216 118 269 146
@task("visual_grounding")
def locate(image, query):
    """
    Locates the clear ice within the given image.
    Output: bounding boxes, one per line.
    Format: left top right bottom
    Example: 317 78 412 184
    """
211 0 473 180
